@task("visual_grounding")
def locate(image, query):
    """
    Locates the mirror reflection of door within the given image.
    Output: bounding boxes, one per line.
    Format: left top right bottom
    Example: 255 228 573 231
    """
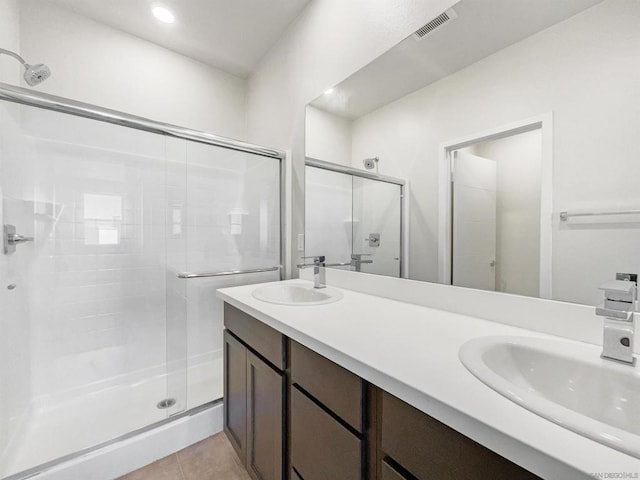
452 151 497 290
451 128 542 296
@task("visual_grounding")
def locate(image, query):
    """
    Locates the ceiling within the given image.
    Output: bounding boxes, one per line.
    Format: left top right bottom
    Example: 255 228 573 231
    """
48 0 312 77
311 0 603 119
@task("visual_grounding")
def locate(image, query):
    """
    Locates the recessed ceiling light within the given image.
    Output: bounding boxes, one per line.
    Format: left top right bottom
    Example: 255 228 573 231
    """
152 6 175 24
324 88 334 95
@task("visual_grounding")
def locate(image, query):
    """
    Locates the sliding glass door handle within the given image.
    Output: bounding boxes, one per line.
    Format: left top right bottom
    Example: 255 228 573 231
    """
3 224 34 254
8 233 34 244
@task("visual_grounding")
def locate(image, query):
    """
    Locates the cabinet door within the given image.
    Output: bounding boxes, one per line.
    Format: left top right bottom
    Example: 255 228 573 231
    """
291 386 362 480
224 330 247 460
246 350 284 480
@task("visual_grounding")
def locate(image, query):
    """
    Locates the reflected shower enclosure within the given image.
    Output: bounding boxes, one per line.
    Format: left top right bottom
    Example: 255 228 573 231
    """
304 160 404 278
0 91 282 478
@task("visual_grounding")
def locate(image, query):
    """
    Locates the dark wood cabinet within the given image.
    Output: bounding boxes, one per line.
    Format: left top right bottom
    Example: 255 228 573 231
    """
246 350 285 480
380 391 541 480
289 340 367 480
224 303 285 370
224 305 285 480
380 461 409 480
223 303 540 480
224 330 248 459
290 386 363 480
290 340 364 433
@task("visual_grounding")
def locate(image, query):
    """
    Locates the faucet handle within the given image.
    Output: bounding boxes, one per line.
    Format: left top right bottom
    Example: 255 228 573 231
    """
302 255 325 264
599 280 637 305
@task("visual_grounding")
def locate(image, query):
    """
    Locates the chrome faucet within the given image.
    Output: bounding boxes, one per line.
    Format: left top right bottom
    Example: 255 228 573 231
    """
596 278 636 365
350 253 373 272
297 255 326 289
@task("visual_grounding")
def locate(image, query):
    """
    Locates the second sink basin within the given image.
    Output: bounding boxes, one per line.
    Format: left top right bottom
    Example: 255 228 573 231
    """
252 282 343 306
459 335 640 458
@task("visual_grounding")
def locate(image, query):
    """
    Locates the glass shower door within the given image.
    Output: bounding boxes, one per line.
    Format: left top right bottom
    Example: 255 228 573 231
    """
304 166 353 264
304 165 402 276
0 88 282 480
352 177 401 277
0 100 186 477
180 142 281 411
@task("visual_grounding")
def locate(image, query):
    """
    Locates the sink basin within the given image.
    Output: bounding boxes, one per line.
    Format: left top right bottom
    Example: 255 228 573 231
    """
459 336 640 458
252 282 343 306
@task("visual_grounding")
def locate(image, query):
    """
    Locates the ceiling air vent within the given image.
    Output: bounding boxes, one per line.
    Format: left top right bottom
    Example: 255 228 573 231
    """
413 8 458 41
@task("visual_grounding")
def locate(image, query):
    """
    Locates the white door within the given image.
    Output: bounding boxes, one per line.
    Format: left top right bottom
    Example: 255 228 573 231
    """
452 151 496 290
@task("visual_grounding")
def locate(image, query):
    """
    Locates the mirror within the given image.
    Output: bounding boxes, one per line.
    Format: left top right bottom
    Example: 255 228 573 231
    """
304 0 640 306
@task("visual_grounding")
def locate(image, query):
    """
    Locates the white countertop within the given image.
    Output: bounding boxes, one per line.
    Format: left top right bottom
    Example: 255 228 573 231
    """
217 279 640 479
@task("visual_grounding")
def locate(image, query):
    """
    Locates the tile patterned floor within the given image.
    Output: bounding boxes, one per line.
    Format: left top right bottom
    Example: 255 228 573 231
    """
118 433 251 480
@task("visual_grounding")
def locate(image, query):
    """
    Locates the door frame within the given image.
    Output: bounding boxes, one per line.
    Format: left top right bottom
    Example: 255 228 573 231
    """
437 113 553 299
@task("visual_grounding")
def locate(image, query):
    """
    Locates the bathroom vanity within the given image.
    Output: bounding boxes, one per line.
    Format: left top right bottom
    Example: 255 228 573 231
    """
218 276 640 480
222 303 537 480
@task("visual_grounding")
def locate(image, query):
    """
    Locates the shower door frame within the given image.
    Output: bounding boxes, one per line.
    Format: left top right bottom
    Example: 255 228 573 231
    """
0 81 287 480
0 82 288 279
305 157 407 278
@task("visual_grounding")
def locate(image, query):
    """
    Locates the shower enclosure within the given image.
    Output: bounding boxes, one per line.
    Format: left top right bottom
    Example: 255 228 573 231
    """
0 84 284 479
304 158 404 277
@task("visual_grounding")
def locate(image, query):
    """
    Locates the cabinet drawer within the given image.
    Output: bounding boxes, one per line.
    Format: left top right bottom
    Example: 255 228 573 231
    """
291 340 364 432
381 460 409 480
381 391 540 480
291 386 363 480
224 303 285 370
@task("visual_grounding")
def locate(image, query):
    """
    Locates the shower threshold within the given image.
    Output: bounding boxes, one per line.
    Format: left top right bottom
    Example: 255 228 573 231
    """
1 400 221 480
1 358 223 480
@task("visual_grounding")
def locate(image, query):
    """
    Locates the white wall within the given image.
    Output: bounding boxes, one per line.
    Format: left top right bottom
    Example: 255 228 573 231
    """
18 0 247 139
0 0 20 83
468 130 542 298
246 0 460 272
351 0 640 304
305 105 352 165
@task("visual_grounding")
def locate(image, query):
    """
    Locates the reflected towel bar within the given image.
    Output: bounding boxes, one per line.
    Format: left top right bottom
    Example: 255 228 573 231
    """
559 210 640 221
177 266 281 279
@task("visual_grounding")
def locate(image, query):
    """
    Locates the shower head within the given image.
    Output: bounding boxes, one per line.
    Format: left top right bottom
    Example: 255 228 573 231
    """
363 157 379 170
0 47 51 87
23 64 51 86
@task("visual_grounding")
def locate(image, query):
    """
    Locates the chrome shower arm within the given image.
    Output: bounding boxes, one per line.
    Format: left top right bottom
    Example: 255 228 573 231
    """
0 48 27 65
